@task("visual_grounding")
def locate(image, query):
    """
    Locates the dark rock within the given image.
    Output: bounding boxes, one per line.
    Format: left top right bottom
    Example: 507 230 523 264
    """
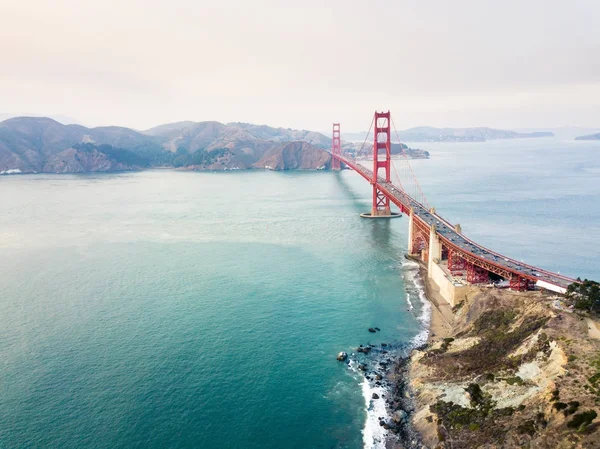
358 363 367 371
376 374 382 380
393 410 408 423
336 351 348 361
381 343 388 347
375 327 381 331
368 328 376 333
372 393 379 399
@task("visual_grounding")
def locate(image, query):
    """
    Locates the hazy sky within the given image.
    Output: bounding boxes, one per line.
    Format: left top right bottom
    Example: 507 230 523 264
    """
1 0 598 131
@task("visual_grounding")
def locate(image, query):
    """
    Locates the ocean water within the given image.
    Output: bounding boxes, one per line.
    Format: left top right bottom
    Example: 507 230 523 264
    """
1 137 599 449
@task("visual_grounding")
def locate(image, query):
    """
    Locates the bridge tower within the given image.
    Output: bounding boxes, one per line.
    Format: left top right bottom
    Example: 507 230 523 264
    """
371 111 391 216
332 123 341 171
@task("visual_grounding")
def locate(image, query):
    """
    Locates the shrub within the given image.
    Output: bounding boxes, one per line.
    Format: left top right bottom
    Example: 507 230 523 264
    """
452 300 465 313
564 401 580 417
567 410 597 430
566 279 600 313
440 338 455 351
553 402 568 411
506 376 524 386
517 420 536 436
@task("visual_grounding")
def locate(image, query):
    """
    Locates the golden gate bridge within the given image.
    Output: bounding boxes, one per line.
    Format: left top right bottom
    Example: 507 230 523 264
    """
330 111 575 301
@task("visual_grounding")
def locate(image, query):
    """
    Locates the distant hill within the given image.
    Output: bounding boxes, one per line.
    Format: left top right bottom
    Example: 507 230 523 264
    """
397 127 554 142
142 120 332 170
0 117 334 174
0 117 166 174
575 133 600 141
0 113 82 125
0 117 433 175
343 127 554 142
228 122 332 147
515 127 600 139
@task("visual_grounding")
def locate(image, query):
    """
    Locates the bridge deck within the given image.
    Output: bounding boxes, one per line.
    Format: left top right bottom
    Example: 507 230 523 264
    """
335 154 575 290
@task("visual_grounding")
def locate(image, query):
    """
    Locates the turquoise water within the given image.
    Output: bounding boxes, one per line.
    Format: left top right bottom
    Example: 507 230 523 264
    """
1 137 599 449
0 170 424 449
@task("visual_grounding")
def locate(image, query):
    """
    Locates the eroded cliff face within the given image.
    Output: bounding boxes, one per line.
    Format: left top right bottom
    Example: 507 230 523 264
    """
410 288 600 448
253 141 331 170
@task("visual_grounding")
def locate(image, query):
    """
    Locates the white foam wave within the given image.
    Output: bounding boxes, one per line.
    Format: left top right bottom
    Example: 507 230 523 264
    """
405 292 414 311
356 258 433 448
347 359 389 449
361 375 388 449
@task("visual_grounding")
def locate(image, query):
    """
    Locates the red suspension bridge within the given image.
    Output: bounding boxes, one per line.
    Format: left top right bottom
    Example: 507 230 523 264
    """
330 111 576 298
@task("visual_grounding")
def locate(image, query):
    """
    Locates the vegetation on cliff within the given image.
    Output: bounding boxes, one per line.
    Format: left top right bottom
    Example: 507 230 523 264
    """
566 279 600 313
410 287 600 448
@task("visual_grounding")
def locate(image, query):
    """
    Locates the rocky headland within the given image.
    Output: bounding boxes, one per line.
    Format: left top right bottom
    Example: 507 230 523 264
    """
342 268 600 448
393 277 600 448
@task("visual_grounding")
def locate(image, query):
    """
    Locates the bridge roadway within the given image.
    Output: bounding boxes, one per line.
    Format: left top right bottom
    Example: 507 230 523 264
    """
335 154 576 291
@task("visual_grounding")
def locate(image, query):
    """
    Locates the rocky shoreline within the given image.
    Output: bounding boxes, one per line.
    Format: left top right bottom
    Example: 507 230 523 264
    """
395 274 600 448
338 258 600 448
340 336 425 449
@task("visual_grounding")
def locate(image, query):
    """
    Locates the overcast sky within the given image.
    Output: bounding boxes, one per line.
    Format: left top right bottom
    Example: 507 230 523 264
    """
0 0 598 131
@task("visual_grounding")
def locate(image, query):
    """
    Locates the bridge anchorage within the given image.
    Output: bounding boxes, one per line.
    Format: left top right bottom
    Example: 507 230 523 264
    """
330 110 578 300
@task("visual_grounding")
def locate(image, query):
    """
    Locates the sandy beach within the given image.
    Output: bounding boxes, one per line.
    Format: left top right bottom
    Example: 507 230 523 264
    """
420 268 454 342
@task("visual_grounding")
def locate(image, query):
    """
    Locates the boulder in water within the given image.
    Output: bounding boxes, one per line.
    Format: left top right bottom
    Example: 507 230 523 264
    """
372 393 379 399
336 351 347 362
368 328 376 333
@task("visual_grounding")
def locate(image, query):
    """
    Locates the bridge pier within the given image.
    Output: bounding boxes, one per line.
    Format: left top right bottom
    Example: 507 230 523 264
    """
427 223 442 274
407 208 414 252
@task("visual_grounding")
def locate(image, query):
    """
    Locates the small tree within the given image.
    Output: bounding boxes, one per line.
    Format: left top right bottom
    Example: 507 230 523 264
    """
566 279 600 313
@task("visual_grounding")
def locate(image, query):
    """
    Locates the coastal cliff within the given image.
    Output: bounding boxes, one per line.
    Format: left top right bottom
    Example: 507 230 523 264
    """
406 281 600 448
253 141 330 170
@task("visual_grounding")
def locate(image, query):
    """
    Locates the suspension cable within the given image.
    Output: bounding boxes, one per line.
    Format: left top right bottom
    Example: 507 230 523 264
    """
354 114 375 159
390 116 430 209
